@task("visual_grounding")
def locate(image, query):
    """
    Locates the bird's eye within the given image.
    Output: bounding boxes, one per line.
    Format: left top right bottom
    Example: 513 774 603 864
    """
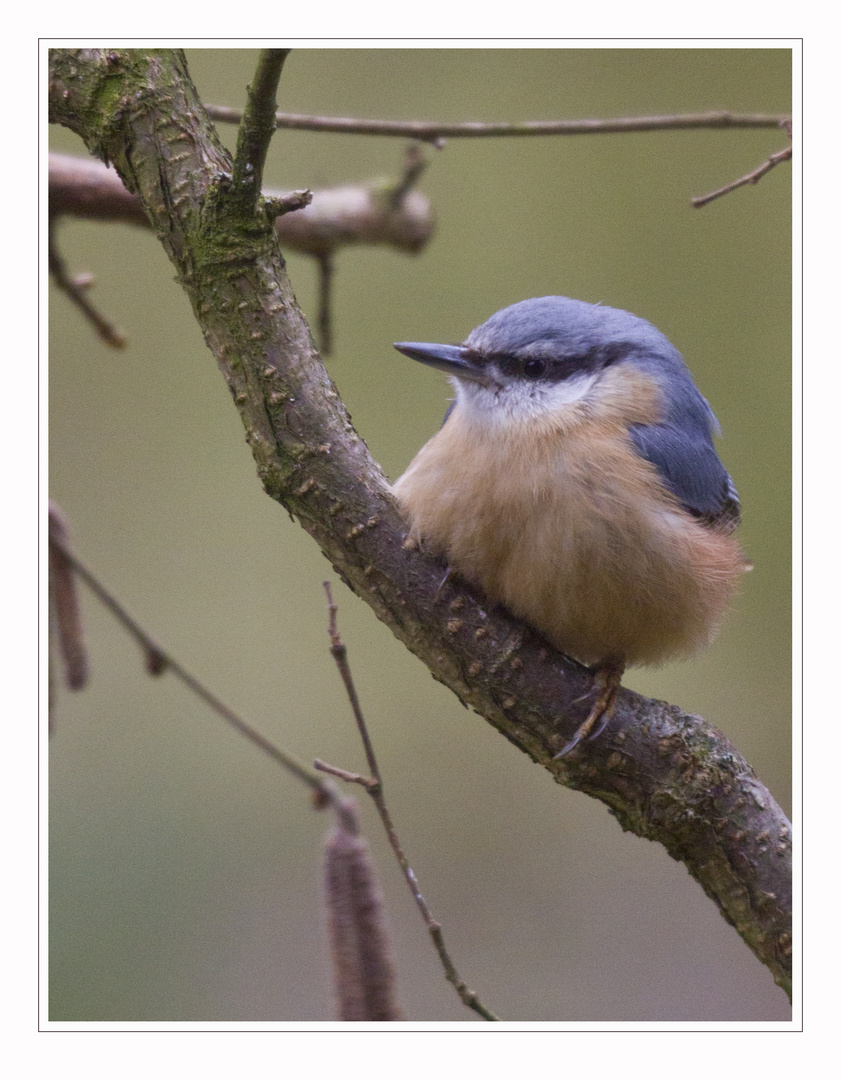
522 358 546 379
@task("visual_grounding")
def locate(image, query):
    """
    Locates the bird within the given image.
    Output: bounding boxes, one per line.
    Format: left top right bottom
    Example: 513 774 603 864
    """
391 296 749 756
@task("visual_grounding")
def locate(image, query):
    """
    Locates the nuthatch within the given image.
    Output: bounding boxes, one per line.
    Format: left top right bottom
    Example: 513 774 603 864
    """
392 296 748 756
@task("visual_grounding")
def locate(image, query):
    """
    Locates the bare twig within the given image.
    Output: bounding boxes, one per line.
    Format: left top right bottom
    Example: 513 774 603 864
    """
692 144 793 208
50 531 330 799
317 252 335 356
205 105 790 141
388 143 432 210
48 218 127 348
232 49 290 207
314 759 378 790
322 583 500 1021
324 583 381 787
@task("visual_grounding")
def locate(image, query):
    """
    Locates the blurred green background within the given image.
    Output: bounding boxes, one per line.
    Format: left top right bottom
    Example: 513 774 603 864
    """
48 47 792 1023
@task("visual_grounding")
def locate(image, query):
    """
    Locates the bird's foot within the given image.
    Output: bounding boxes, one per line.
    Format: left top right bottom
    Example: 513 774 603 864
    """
554 659 625 758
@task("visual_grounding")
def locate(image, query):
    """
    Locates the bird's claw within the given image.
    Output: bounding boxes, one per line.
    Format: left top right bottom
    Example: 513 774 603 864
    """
553 660 624 758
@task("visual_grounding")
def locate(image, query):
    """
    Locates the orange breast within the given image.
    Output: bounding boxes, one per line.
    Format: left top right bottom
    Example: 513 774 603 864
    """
393 372 747 667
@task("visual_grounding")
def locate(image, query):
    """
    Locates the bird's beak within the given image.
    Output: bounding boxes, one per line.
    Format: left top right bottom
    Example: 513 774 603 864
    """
393 342 489 385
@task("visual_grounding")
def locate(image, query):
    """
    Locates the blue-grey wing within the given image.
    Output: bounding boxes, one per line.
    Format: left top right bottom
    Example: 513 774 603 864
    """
630 422 741 532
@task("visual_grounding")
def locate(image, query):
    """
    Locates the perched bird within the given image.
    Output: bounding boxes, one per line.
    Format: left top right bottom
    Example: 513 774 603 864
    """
392 296 748 756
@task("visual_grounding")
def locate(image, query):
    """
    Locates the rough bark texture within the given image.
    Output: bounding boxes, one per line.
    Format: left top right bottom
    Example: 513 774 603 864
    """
48 48 792 999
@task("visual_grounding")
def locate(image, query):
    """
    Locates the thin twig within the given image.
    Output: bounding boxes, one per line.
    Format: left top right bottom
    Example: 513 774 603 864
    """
388 143 431 210
314 758 378 790
324 582 380 786
206 105 790 141
48 218 127 348
232 49 291 206
692 144 793 207
52 534 329 798
322 582 500 1021
317 252 335 357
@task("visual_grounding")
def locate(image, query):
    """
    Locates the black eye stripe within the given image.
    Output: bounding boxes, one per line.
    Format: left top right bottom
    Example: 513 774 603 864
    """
594 342 629 368
487 343 631 382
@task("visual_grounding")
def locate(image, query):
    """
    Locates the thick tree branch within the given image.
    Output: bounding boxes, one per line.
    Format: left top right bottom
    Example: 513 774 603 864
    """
48 48 791 999
48 152 433 257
